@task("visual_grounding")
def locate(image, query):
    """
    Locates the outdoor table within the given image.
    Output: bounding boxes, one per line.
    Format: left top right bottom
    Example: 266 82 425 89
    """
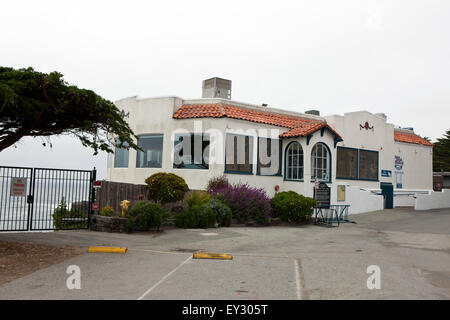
313 205 352 227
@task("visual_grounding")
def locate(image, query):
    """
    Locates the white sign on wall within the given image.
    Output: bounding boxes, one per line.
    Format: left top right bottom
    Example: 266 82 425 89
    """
10 177 27 197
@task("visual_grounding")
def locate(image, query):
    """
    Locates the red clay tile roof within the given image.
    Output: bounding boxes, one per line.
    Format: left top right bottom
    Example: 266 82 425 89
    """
394 131 433 146
173 103 342 139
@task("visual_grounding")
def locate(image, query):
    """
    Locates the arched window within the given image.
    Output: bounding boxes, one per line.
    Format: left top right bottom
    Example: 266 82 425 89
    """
311 143 330 181
285 142 304 180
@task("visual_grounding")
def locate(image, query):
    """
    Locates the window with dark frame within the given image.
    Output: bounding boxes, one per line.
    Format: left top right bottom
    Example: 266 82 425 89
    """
336 147 358 179
336 147 378 181
257 137 282 176
173 133 210 169
285 141 304 180
136 134 164 168
359 150 378 180
113 138 129 168
225 134 253 174
311 143 330 181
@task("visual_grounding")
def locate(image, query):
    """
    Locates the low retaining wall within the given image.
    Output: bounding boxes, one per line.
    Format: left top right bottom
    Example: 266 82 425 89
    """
414 189 450 210
89 214 128 233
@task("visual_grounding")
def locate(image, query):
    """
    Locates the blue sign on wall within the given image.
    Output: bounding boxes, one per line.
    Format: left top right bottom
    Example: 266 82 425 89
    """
381 170 392 177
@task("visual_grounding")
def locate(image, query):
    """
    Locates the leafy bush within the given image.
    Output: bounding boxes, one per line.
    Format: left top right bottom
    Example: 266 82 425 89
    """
270 191 317 223
145 172 189 204
52 198 87 229
175 203 217 228
208 198 232 227
101 206 114 217
125 217 134 234
126 201 165 232
206 175 230 193
212 183 271 224
186 190 211 207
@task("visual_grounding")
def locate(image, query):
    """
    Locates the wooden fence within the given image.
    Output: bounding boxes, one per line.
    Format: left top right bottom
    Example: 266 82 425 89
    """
94 180 148 215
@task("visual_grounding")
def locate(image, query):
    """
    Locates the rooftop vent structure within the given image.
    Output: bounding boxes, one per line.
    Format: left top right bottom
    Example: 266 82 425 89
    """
202 77 232 100
305 110 320 116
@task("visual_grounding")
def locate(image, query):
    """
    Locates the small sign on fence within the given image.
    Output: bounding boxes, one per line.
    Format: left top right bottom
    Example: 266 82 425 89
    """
10 177 27 197
93 181 102 188
92 203 99 211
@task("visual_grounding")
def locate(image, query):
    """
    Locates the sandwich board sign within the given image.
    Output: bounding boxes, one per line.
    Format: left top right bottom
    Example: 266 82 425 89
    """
313 182 331 208
11 177 27 197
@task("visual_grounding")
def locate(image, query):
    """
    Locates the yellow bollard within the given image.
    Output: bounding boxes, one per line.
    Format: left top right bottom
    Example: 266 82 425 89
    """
193 252 233 260
88 246 128 254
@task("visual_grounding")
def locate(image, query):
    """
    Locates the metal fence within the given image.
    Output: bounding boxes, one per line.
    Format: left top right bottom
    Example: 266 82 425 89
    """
0 166 95 231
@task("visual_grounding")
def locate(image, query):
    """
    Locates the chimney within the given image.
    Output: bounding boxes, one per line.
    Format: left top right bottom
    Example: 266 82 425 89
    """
202 77 232 100
305 110 320 116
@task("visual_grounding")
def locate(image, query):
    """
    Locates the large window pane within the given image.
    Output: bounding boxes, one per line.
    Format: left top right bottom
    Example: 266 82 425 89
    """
359 150 378 180
336 147 358 179
285 142 303 180
136 134 163 168
173 133 210 169
257 137 281 176
225 134 253 174
114 138 129 168
311 143 330 181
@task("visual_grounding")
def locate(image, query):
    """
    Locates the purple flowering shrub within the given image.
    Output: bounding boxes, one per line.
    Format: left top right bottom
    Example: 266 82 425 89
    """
212 183 271 224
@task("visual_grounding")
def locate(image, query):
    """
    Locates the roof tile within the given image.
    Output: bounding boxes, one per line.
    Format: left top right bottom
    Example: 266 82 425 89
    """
173 103 342 139
394 131 433 146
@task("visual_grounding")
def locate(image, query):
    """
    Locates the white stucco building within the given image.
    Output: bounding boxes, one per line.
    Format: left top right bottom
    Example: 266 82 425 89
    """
106 78 434 213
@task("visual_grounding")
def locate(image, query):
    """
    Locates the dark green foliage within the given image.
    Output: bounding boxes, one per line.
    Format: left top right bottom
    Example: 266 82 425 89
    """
145 172 189 204
126 201 165 232
175 204 217 229
208 198 232 227
433 129 450 172
206 175 230 193
186 190 211 207
125 217 134 234
0 66 138 153
270 191 317 223
52 198 87 229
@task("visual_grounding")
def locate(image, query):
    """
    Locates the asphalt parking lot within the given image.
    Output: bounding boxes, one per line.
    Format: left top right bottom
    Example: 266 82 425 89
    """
0 207 449 300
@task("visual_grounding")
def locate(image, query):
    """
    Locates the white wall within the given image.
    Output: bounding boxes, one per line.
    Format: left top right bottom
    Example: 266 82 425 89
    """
414 189 450 210
394 142 433 190
333 184 384 214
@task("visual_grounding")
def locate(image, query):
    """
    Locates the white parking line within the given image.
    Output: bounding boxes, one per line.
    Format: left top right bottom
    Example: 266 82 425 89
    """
294 259 302 300
137 255 192 300
294 258 309 300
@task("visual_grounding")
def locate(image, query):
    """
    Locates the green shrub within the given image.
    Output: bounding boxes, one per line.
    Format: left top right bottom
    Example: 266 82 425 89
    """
175 203 217 228
126 201 165 231
208 198 232 227
206 175 230 193
101 206 114 217
270 191 317 223
145 172 189 204
125 217 134 233
186 190 211 207
52 198 87 229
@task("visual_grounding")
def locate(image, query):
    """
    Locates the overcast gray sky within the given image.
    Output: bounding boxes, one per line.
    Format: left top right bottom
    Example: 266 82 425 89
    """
1 0 449 179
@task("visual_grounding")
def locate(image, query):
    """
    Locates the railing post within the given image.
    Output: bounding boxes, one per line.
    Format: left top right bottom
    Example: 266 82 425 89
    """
89 167 97 226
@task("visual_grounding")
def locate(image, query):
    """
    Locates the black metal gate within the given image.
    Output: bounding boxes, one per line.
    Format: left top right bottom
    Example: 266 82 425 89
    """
0 166 95 231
